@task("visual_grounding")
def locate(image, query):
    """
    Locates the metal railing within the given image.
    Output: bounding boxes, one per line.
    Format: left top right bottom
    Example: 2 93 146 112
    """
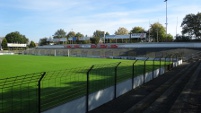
0 57 178 113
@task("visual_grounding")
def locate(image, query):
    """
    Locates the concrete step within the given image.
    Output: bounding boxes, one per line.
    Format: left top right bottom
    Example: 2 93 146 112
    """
125 62 199 113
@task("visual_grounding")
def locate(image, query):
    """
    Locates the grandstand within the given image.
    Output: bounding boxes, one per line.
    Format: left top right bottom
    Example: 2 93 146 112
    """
24 42 201 61
105 33 147 43
35 42 201 49
0 38 3 50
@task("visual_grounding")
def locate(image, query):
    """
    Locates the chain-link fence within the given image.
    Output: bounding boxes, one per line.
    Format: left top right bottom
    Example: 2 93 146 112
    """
0 58 176 113
40 67 89 111
0 72 45 113
23 48 188 58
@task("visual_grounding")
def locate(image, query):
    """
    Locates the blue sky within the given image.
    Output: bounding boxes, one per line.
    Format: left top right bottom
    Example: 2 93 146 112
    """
0 0 201 42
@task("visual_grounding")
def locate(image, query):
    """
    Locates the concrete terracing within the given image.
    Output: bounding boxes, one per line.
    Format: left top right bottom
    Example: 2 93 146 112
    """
26 43 201 60
24 47 200 61
88 53 201 113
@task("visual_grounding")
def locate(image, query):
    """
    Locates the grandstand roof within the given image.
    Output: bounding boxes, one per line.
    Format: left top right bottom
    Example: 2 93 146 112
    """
105 35 129 39
53 38 67 42
105 33 147 39
79 37 91 41
68 37 90 41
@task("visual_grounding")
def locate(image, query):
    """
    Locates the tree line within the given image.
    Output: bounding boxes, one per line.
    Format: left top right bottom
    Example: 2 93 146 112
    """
39 12 201 45
39 22 173 45
1 12 201 49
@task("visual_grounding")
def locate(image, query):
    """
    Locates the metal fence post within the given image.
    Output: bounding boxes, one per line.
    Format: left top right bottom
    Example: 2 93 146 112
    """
164 56 167 72
152 58 157 79
160 57 162 75
144 57 149 84
38 72 46 113
132 60 138 89
170 55 173 70
174 54 177 63
86 65 94 113
114 62 121 99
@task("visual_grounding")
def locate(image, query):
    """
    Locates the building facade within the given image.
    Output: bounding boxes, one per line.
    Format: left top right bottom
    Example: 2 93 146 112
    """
0 37 3 50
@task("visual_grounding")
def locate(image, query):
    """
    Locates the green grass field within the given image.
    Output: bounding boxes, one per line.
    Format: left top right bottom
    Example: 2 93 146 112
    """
0 55 170 113
0 55 135 78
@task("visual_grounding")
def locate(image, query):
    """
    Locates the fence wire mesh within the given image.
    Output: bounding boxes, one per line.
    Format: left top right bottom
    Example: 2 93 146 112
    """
0 58 175 113
40 67 89 111
117 61 133 83
88 63 119 93
0 72 44 113
134 61 144 77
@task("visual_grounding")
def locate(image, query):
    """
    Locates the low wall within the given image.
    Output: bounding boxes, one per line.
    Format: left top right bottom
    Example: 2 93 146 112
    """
43 97 86 113
117 79 132 97
89 86 114 111
24 48 200 61
43 60 182 113
0 52 14 55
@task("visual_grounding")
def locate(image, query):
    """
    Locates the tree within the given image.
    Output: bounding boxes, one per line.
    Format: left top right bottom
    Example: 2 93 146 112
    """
75 32 84 39
53 29 66 38
29 41 36 48
181 12 201 39
105 32 110 36
130 26 145 33
39 37 48 46
93 30 105 38
93 30 105 44
149 22 166 42
175 35 191 42
66 31 76 38
5 31 29 43
90 30 104 44
90 36 100 44
115 27 129 35
166 33 174 42
47 37 53 43
1 38 7 50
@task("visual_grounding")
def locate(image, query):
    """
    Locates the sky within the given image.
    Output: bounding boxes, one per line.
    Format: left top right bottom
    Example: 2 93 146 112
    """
0 0 201 43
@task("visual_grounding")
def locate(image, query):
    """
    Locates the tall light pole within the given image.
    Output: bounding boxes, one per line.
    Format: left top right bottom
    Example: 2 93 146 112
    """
148 28 150 42
164 0 168 41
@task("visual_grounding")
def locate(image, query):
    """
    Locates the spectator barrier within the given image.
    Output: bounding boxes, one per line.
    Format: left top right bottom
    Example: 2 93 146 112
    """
0 57 182 113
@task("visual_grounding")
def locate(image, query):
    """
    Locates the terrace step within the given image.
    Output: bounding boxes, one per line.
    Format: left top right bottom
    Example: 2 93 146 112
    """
125 61 199 113
88 62 191 113
169 61 201 113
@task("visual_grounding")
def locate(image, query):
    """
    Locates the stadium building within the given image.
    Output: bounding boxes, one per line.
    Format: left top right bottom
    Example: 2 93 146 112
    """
68 37 91 44
0 37 3 50
105 33 147 43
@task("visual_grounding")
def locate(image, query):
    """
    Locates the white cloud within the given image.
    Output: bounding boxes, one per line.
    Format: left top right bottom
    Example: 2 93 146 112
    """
1 0 201 42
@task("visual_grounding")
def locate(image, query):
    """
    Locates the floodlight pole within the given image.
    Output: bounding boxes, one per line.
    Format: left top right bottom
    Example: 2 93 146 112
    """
149 20 150 42
165 0 168 41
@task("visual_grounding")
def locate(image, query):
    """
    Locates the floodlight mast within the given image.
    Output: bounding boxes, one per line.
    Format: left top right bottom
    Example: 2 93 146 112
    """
164 0 168 41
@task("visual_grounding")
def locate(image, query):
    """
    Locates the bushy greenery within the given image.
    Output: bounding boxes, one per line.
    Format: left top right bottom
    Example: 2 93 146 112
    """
1 38 8 50
5 31 29 43
29 41 36 48
181 12 201 39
